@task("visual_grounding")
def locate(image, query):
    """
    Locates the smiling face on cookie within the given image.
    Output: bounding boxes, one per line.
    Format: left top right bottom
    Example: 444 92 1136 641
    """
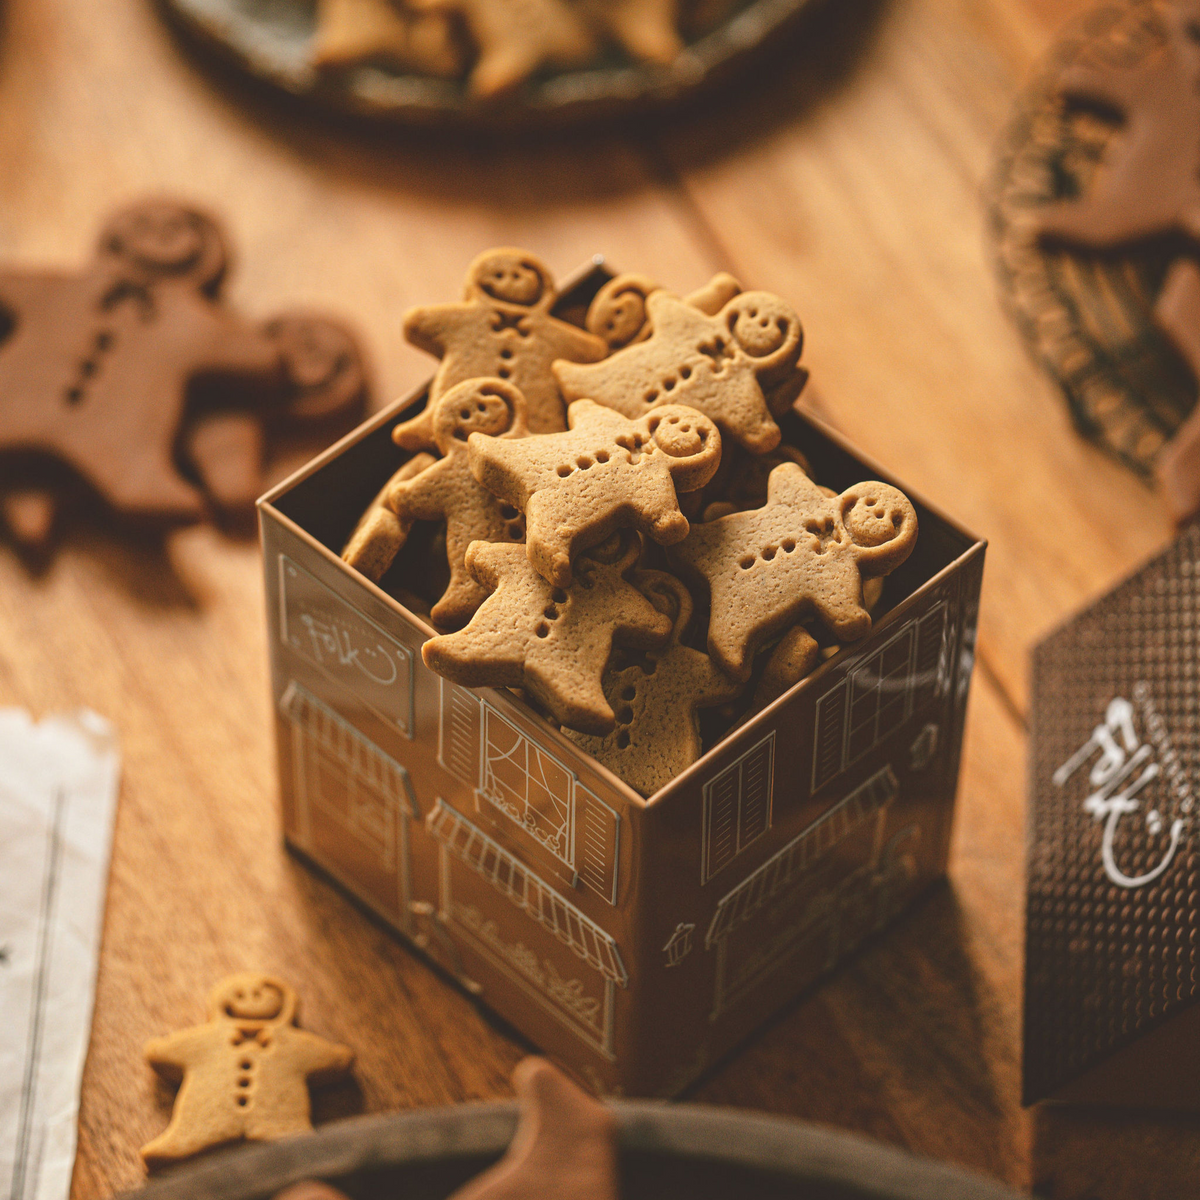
839 483 918 573
645 406 722 490
100 199 227 291
209 973 294 1024
470 250 548 307
432 377 526 453
724 292 802 371
587 275 656 349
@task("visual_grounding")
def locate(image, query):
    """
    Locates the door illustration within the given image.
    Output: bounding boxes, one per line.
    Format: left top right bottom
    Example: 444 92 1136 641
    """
280 681 417 930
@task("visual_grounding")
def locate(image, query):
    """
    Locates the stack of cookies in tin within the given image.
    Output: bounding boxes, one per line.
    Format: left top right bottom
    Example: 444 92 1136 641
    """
343 248 918 796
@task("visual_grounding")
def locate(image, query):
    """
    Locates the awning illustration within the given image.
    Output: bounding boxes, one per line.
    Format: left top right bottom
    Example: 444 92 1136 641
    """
427 800 627 987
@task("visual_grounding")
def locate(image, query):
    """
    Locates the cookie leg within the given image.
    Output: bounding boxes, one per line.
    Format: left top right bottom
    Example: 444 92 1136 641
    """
141 1091 243 1167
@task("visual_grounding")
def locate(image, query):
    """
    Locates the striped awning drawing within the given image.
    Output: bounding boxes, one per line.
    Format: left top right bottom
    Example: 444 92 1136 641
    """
279 681 416 818
426 800 628 987
705 765 898 949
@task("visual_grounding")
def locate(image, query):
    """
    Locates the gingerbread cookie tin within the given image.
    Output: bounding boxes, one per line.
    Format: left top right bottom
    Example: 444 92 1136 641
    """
258 257 985 1096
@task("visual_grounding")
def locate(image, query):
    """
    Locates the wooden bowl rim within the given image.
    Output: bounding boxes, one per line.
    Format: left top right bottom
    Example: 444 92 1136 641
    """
125 1099 1025 1200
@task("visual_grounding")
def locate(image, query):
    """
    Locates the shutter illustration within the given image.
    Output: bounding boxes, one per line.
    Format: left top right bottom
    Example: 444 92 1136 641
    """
575 783 620 905
812 682 848 792
439 679 482 788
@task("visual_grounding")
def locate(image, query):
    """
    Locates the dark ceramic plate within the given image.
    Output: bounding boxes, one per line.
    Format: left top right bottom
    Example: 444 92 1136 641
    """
124 1100 1024 1200
159 0 820 129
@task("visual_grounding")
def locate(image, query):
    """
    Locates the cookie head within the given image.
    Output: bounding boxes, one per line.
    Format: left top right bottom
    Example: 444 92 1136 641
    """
725 292 802 371
840 483 918 573
467 249 549 308
432 377 526 452
207 973 295 1024
638 570 693 642
99 199 227 291
647 406 722 489
587 275 656 349
266 313 367 422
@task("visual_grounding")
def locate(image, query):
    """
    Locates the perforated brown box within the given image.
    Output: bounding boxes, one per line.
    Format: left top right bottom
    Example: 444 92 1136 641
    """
258 258 986 1096
1027 522 1200 1109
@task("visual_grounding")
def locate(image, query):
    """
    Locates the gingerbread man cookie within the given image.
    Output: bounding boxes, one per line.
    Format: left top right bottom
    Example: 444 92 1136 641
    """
422 532 671 734
140 973 353 1168
469 399 720 586
342 450 437 581
384 378 529 627
670 463 917 680
564 572 742 796
0 199 366 548
393 249 605 451
409 0 596 95
310 0 466 77
554 288 802 453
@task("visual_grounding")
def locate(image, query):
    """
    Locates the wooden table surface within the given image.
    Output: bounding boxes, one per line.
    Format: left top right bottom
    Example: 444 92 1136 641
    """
1 0 1196 1196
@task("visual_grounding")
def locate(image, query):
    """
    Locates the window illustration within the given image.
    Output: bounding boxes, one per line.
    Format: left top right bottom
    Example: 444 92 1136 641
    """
279 682 416 927
812 603 948 793
437 682 621 904
705 765 898 1017
280 557 416 737
702 732 775 883
481 707 574 866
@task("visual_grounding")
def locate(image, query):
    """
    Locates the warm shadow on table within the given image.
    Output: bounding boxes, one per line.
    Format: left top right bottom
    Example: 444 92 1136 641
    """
153 0 890 210
689 882 1022 1181
1031 1104 1200 1200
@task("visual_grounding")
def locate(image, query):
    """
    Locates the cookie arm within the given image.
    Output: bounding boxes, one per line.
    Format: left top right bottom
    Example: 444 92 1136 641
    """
287 1029 355 1082
144 1026 211 1080
388 455 453 521
401 303 457 358
200 312 282 382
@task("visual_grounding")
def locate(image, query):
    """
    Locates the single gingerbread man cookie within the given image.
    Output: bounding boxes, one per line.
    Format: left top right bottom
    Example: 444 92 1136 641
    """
409 0 596 95
554 288 802 453
670 463 918 680
309 0 465 77
393 249 606 451
422 532 671 734
0 199 367 548
140 973 353 1169
469 399 720 586
564 571 743 796
386 378 529 627
342 450 438 581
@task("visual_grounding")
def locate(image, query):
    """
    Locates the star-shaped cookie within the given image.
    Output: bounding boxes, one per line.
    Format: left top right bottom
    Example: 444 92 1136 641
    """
422 532 671 734
670 463 918 680
468 399 720 586
554 288 802 453
563 572 743 796
386 378 529 627
393 248 606 451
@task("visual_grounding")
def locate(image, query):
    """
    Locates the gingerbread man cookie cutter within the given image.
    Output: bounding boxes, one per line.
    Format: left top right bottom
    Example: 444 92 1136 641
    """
670 463 917 681
468 398 721 586
554 287 802 454
422 530 672 734
392 248 605 450
141 973 353 1169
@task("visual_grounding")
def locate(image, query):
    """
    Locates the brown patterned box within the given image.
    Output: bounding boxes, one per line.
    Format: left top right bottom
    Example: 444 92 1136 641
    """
257 259 986 1096
1027 523 1200 1109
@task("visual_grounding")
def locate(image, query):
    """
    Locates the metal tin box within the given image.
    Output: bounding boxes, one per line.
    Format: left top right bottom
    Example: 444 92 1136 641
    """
258 261 986 1097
